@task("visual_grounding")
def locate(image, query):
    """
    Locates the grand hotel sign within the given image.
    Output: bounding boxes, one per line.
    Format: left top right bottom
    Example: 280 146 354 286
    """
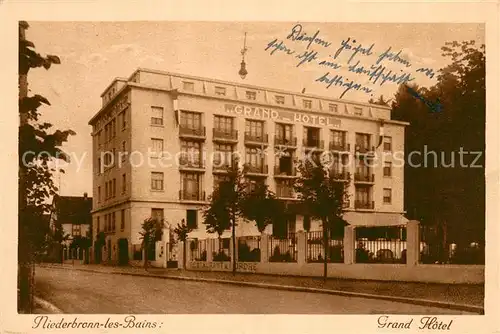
223 104 341 128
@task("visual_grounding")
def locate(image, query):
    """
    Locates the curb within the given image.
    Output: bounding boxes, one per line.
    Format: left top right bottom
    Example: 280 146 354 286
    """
40 265 484 314
34 296 63 314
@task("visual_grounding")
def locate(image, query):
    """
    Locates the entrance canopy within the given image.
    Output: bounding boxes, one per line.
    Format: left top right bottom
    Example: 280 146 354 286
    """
343 212 409 227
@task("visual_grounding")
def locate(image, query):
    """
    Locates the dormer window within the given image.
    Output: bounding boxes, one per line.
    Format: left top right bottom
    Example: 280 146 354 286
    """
246 91 256 100
329 103 338 112
275 95 285 105
183 81 194 92
215 86 226 96
354 107 363 116
303 99 312 109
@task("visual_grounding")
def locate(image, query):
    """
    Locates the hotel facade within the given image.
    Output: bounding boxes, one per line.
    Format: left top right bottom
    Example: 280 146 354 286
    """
89 68 409 264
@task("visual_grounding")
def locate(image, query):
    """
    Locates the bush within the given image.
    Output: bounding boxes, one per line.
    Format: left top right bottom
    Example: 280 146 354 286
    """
238 243 261 262
355 242 371 263
213 250 230 262
328 245 343 263
269 245 294 262
195 250 207 261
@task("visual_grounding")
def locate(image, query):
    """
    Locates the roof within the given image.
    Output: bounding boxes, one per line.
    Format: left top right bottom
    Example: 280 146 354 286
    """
52 195 93 225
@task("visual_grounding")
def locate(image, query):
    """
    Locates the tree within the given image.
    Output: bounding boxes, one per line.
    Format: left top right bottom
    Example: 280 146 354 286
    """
18 21 74 313
294 156 350 280
173 219 193 269
203 161 246 274
240 182 284 234
139 217 165 270
391 40 485 247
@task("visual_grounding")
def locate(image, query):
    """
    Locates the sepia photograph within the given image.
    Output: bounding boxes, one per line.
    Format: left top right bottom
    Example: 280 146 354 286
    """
3 1 498 332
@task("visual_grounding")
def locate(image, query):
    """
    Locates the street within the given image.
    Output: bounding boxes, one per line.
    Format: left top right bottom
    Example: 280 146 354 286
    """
35 267 472 314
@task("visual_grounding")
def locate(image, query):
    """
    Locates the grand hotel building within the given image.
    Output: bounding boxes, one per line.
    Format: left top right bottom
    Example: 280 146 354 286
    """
89 68 409 263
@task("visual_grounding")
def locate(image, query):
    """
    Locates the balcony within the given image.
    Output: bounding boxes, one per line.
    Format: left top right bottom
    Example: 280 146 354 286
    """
329 142 350 153
355 200 375 210
354 172 375 183
302 139 324 151
179 190 206 202
276 185 295 199
179 126 206 140
330 170 350 181
355 145 375 155
244 164 268 176
178 156 205 172
244 133 269 146
213 129 238 143
212 162 235 174
274 165 297 178
274 136 297 148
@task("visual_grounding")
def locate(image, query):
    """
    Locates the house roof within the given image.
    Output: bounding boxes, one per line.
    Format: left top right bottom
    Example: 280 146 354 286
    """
52 194 92 225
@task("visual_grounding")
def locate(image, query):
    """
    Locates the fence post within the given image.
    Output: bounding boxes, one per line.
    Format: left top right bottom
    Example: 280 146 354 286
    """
343 225 355 264
177 241 184 269
297 231 306 265
207 239 213 262
185 240 192 267
261 234 269 263
406 220 420 266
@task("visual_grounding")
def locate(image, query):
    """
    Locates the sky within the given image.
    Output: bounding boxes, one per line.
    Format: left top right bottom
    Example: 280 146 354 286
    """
26 21 484 197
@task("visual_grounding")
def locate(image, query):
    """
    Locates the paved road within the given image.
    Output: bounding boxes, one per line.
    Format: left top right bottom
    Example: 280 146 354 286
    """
35 267 472 314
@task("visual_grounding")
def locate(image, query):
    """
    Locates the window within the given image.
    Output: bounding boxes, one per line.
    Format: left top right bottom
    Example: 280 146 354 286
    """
97 131 102 147
151 106 164 126
111 119 116 138
303 126 320 147
355 133 371 150
383 136 392 152
355 186 370 203
121 109 127 129
97 217 100 232
329 103 338 112
383 188 392 204
275 95 285 104
122 173 126 193
72 224 81 237
151 138 164 157
213 143 234 168
120 209 125 230
383 161 392 177
112 148 116 167
121 141 127 162
151 208 164 222
331 155 349 174
245 147 263 169
105 182 109 200
180 140 202 167
275 123 293 144
112 212 116 231
214 115 234 134
186 210 198 229
331 130 345 148
151 172 164 190
245 177 264 193
246 91 256 100
276 151 293 175
180 111 202 130
213 174 229 189
181 173 201 199
354 107 363 116
276 179 294 198
356 158 370 176
303 99 312 109
245 119 264 140
303 215 311 232
104 124 109 142
215 86 226 96
112 178 116 198
183 81 194 91
104 214 108 232
98 186 101 203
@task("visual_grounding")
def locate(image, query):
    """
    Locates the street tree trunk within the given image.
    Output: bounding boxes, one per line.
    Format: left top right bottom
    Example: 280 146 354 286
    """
182 239 186 269
143 242 149 271
322 218 328 281
231 215 236 276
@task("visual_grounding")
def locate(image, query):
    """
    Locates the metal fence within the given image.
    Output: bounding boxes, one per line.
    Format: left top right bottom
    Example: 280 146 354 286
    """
210 238 231 262
238 236 261 262
189 239 208 261
306 231 344 263
268 233 297 262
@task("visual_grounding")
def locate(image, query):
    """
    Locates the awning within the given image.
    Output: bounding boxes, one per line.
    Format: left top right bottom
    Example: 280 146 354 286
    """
343 211 409 227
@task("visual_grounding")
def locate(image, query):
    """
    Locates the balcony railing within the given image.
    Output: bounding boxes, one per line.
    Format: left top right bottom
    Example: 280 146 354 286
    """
274 165 296 177
179 126 206 138
329 142 350 152
179 156 204 169
276 185 295 199
213 129 238 141
355 145 375 154
212 162 234 173
179 190 206 201
354 172 375 183
355 200 375 210
330 170 350 181
244 133 268 144
245 164 268 175
303 139 324 150
274 136 297 147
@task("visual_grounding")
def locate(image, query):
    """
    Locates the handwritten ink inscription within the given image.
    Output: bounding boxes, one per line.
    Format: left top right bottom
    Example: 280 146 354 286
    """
264 23 439 106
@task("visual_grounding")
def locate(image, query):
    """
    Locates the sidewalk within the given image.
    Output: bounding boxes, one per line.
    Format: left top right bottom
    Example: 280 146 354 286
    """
39 263 484 311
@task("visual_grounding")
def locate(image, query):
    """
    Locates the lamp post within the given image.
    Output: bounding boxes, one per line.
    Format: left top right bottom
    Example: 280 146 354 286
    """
238 32 248 79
